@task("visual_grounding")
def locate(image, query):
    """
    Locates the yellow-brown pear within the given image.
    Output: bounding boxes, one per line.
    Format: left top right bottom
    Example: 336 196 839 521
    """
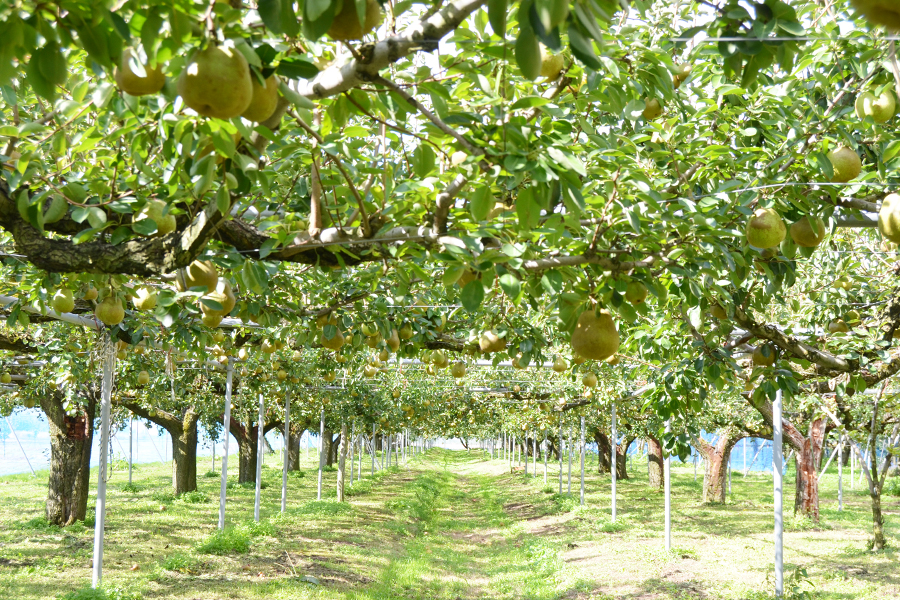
328 0 383 41
878 193 900 244
241 75 279 122
115 50 166 96
570 309 619 361
177 45 252 119
790 216 827 248
850 0 900 30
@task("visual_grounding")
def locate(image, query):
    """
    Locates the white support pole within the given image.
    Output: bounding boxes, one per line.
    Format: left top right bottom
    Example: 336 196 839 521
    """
317 409 325 501
580 416 586 506
611 403 617 522
254 393 264 522
218 359 233 530
349 421 355 485
525 433 529 475
817 441 841 482
558 416 564 495
567 428 573 494
533 435 537 477
664 421 671 552
5 416 35 476
371 424 376 475
543 430 548 484
128 416 133 485
91 339 115 589
281 393 290 514
838 433 843 511
773 389 784 598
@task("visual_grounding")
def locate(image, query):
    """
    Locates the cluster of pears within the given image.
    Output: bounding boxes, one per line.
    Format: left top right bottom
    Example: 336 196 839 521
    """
174 260 236 327
745 208 827 250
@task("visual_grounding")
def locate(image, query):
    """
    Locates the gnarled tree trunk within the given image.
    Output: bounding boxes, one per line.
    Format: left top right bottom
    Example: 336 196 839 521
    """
337 421 348 502
287 427 303 471
41 392 96 526
648 436 663 489
696 429 744 503
793 419 826 521
594 430 631 480
120 401 200 494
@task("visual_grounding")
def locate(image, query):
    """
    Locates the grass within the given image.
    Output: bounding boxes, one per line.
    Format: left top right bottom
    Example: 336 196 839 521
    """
0 448 897 599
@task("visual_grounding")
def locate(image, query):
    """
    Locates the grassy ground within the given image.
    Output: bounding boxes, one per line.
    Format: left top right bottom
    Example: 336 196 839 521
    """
0 447 897 600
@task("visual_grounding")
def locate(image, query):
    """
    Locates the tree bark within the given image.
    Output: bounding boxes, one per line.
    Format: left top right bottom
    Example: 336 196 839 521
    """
41 391 96 526
648 436 663 489
793 419 826 521
119 401 200 494
287 427 302 471
695 429 743 503
593 430 630 480
337 421 348 502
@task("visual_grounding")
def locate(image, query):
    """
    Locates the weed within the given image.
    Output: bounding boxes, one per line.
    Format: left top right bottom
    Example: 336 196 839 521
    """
13 516 61 532
150 490 175 503
202 470 218 478
345 479 372 496
240 519 276 537
287 469 306 478
541 484 555 494
177 491 210 504
58 583 142 600
195 528 250 555
296 500 352 516
119 482 141 493
885 478 900 497
159 551 203 574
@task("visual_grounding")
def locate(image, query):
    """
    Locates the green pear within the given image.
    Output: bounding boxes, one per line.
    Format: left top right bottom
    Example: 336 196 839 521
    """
746 208 786 249
827 147 862 183
850 0 900 30
878 193 900 243
177 45 253 119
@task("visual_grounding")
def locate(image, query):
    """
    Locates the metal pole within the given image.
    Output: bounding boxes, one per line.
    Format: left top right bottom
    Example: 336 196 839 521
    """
543 430 548 484
281 393 290 513
664 420 671 552
532 435 537 476
558 416 564 495
218 359 233 530
567 428 573 494
128 416 133 485
838 433 843 511
349 422 355 485
371 424 376 475
317 409 325 501
254 393 264 522
91 340 115 589
611 402 617 522
5 417 35 476
580 416 585 506
774 389 784 598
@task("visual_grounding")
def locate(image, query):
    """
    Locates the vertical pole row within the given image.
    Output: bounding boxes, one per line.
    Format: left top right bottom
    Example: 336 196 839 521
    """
281 393 290 514
349 421 355 486
838 433 843 511
773 389 784 598
218 359 233 530
128 416 133 485
371 424 376 476
558 416 563 495
543 430 548 484
580 416 585 506
91 341 115 589
664 420 671 552
611 402 617 522
254 393 265 522
317 409 325 501
533 436 537 477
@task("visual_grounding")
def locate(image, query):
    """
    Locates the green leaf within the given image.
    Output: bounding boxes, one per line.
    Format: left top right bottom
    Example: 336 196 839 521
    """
307 0 332 24
412 144 436 178
277 57 320 80
132 218 157 236
499 274 521 301
216 187 231 216
86 207 107 229
509 96 550 110
258 0 286 34
515 12 541 80
460 279 485 312
488 0 508 37
516 186 541 229
259 238 279 259
470 185 493 221
568 26 602 71
540 270 563 295
302 0 336 41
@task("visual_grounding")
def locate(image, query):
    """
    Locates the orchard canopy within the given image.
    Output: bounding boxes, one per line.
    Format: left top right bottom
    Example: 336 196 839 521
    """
1 0 900 487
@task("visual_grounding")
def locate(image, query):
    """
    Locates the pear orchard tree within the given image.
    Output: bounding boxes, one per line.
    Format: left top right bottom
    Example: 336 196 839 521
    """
3 0 900 532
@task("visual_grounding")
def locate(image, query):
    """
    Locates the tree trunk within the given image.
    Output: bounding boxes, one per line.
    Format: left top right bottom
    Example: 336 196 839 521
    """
871 484 886 549
841 444 851 468
696 430 743 503
793 418 826 521
41 393 96 526
648 437 663 489
337 421 348 502
594 430 630 480
238 430 257 484
287 428 302 471
171 411 199 495
323 429 335 467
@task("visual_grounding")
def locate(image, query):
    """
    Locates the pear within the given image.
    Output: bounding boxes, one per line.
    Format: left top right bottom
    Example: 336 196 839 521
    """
642 98 663 120
51 288 75 313
479 330 506 353
0 373 10 384
827 319 849 334
277 370 288 381
582 372 598 388
711 303 728 320
624 281 648 305
790 216 827 248
241 75 280 123
201 280 236 320
551 356 568 373
378 348 389 362
451 362 466 378
399 323 414 340
850 0 900 30
135 199 177 236
752 343 776 367
83 286 98 301
856 89 896 122
132 287 158 311
95 295 125 326
328 0 383 41
361 322 378 337
746 208 786 249
115 50 166 96
570 308 619 361
878 193 900 244
539 46 564 79
387 328 401 352
606 354 620 365
322 327 345 351
572 353 586 365
365 333 382 349
827 147 862 183
177 45 253 119
202 313 223 328
138 370 150 385
177 260 219 293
